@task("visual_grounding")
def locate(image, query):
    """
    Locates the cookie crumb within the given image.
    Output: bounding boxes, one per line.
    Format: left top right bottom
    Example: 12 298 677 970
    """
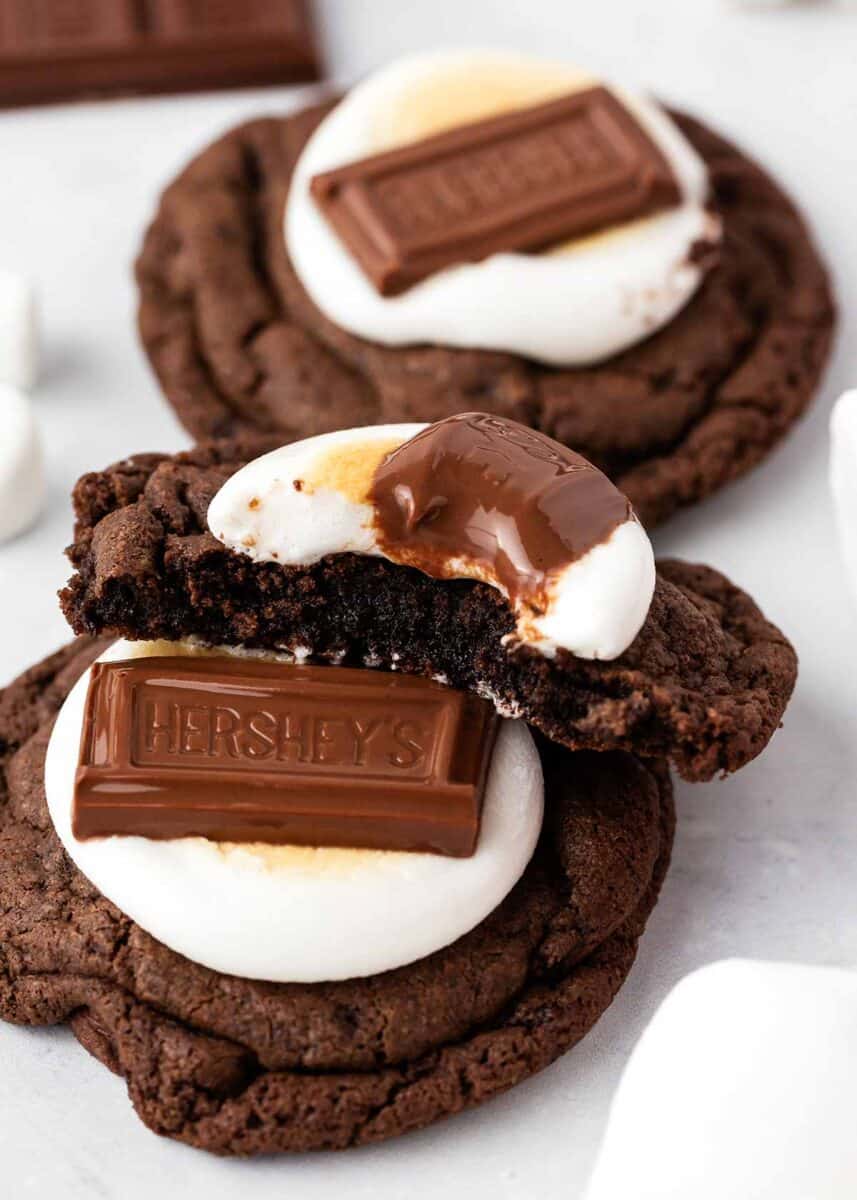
293 479 303 491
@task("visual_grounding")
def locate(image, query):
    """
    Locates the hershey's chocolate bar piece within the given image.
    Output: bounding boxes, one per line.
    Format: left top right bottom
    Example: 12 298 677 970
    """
310 86 682 296
0 0 319 108
74 657 499 857
371 413 631 614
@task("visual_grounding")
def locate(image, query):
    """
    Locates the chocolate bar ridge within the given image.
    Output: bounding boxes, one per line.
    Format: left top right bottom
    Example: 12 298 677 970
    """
310 85 682 296
73 657 499 857
0 1 319 108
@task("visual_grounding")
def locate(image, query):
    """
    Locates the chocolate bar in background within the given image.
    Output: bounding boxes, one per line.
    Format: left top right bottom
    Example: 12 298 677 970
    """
310 86 682 296
74 657 500 857
0 0 320 108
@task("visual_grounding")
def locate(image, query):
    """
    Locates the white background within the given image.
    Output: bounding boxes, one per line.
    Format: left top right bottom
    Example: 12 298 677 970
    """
1 2 856 1196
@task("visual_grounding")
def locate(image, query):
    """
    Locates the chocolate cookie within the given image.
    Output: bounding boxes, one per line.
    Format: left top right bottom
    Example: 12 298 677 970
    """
0 637 673 1154
136 101 834 528
61 439 798 781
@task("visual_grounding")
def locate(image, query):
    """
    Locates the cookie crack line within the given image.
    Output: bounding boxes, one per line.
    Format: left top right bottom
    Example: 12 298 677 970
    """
135 105 834 528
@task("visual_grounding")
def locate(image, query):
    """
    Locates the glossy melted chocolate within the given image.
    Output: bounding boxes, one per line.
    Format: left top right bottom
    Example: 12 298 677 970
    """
370 413 631 613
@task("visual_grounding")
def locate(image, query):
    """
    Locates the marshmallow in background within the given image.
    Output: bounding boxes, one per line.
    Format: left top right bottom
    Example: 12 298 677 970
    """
585 959 857 1200
829 390 857 604
0 384 44 543
0 271 38 391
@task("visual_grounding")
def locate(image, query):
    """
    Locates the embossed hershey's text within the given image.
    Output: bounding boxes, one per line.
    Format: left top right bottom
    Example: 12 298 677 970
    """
134 695 433 777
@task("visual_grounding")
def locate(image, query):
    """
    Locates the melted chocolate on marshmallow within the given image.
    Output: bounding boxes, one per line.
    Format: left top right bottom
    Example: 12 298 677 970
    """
370 413 631 613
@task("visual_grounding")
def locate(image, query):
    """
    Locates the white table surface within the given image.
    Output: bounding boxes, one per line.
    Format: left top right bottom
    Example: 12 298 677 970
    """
1 2 856 1197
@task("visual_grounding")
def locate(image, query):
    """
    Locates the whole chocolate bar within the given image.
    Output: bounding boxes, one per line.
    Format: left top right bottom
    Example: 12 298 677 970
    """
74 657 499 856
0 0 319 108
310 86 682 296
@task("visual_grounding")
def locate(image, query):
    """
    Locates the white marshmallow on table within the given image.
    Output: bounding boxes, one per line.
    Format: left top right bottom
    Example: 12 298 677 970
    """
286 49 720 367
0 383 44 544
0 270 38 391
207 424 656 662
584 959 857 1200
46 639 544 984
829 390 857 604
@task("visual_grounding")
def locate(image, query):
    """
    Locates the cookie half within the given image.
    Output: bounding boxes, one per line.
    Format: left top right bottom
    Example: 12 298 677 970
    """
62 438 798 780
137 94 834 528
0 637 673 1155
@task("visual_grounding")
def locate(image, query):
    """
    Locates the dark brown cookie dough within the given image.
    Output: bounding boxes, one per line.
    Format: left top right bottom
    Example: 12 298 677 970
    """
0 637 673 1155
61 441 797 781
136 100 835 528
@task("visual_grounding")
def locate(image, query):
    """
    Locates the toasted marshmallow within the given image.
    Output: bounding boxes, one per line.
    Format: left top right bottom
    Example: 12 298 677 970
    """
208 423 655 661
46 638 543 983
286 50 720 366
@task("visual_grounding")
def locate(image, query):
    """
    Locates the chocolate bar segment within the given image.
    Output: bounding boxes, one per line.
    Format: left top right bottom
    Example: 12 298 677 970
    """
74 657 499 857
310 86 682 296
0 0 318 108
371 413 632 612
0 1 140 51
147 0 302 37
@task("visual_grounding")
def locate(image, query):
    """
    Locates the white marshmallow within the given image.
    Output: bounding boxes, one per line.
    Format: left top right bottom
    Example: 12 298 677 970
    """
46 639 544 984
0 271 38 391
286 50 720 367
585 959 857 1200
830 390 857 604
0 384 44 543
207 425 655 662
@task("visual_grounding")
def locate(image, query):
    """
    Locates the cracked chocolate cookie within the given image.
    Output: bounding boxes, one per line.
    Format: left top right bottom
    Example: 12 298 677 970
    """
136 51 834 528
0 636 673 1154
3 411 796 1155
62 427 797 781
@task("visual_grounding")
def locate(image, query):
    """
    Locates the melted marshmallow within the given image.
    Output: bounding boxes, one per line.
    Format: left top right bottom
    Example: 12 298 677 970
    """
46 639 544 984
286 49 720 366
207 425 655 661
